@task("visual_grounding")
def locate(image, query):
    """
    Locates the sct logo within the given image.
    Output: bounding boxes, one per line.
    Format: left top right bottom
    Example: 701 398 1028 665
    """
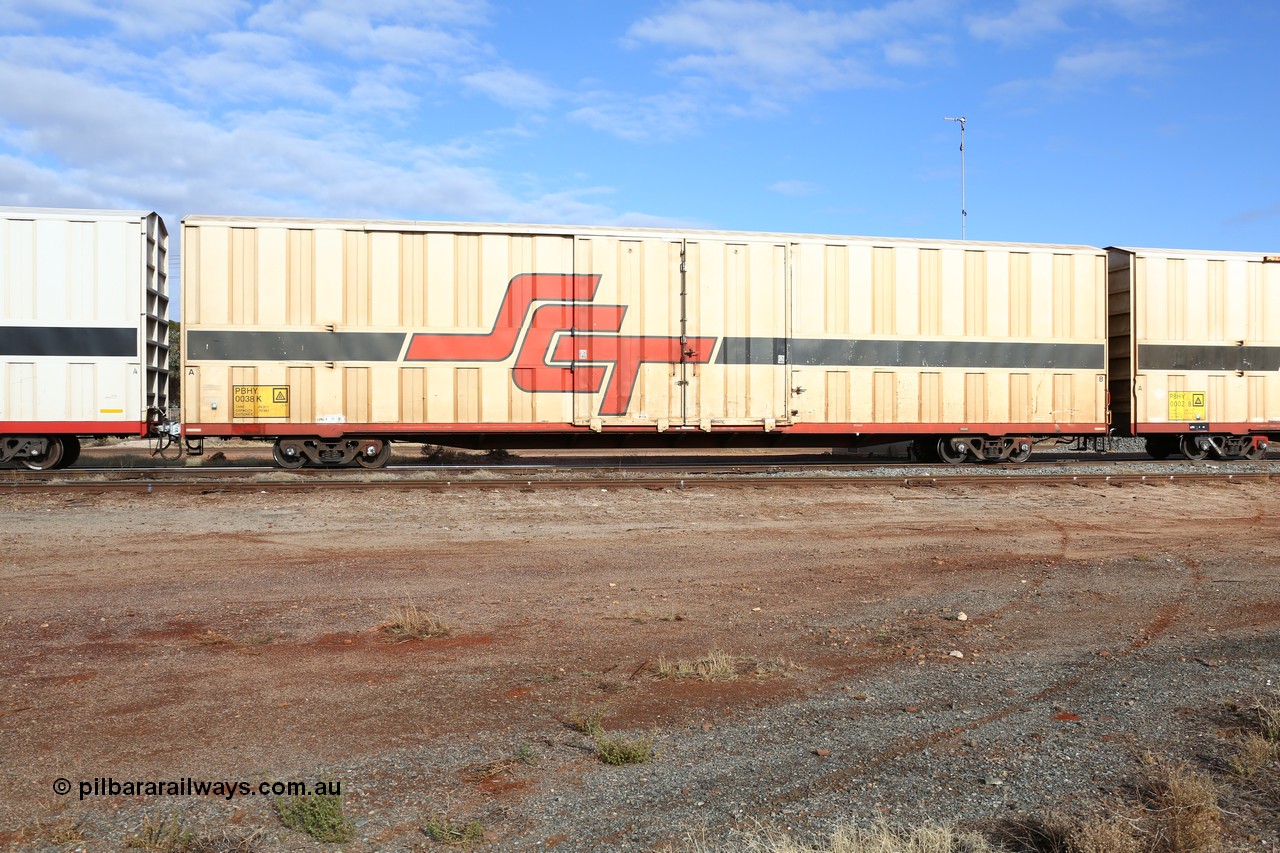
405 274 716 416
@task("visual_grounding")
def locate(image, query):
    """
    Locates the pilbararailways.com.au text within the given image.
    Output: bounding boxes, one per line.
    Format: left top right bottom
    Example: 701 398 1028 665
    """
54 777 341 801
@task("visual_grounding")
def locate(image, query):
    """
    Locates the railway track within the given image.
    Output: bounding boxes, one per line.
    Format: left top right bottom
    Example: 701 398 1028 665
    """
3 457 1276 493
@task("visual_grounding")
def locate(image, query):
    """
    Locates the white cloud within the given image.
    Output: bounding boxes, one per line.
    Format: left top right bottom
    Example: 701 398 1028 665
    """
969 0 1184 48
628 0 946 93
0 0 249 38
0 32 179 101
346 70 421 113
174 51 337 107
883 38 946 66
568 92 708 142
0 0 601 220
244 0 489 64
0 153 116 209
463 68 558 110
768 180 821 196
0 47 635 233
102 0 249 38
564 0 954 140
993 39 1174 95
1054 43 1156 79
967 0 1074 46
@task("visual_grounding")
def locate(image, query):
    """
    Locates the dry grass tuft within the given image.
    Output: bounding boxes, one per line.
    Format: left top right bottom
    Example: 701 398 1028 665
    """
421 814 485 845
566 705 607 737
11 817 90 847
1228 731 1276 778
1246 693 1280 742
656 649 737 681
989 814 1073 853
462 744 540 781
1066 814 1142 853
274 790 354 843
754 656 805 679
595 731 657 766
125 814 193 851
380 600 450 643
1140 763 1222 853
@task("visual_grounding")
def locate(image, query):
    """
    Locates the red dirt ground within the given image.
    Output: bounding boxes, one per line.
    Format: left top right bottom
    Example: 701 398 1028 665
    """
1 475 1278 850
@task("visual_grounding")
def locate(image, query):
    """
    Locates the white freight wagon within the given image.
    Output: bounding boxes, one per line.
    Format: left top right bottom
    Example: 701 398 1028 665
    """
1108 246 1280 459
0 208 169 469
182 216 1108 467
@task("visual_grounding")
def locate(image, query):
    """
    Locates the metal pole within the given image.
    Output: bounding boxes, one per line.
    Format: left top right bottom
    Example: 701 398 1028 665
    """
944 116 966 239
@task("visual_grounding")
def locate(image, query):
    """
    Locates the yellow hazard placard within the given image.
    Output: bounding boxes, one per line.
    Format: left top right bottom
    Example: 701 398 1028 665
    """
1168 391 1206 421
232 385 290 418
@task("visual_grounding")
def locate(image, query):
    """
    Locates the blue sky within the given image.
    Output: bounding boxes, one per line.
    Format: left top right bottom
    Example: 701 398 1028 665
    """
2 0 1277 283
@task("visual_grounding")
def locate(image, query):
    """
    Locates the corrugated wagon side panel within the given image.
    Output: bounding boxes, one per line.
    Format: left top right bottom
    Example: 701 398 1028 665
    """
1127 248 1280 433
3 219 36 320
1 209 164 434
185 222 594 432
788 240 1107 433
985 250 1010 338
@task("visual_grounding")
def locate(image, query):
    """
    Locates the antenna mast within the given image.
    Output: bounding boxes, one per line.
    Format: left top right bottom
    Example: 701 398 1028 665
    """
944 116 967 239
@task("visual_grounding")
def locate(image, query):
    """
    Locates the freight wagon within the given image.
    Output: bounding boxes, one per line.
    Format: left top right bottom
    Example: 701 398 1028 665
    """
0 208 169 469
1107 246 1280 460
181 217 1111 467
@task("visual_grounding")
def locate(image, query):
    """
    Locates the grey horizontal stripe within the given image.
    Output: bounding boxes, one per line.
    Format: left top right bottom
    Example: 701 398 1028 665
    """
715 337 789 365
188 330 408 362
717 337 1105 370
0 326 136 357
1139 344 1280 372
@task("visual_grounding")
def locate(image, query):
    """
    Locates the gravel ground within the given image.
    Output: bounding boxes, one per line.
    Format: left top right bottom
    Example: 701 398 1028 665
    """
1 467 1278 851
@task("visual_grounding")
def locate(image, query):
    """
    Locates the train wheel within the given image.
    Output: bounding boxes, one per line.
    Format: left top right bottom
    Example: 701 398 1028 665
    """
354 440 392 469
1007 438 1033 464
1242 440 1268 461
936 437 968 465
1144 437 1175 460
272 440 307 469
19 437 65 471
1179 436 1210 461
55 437 81 469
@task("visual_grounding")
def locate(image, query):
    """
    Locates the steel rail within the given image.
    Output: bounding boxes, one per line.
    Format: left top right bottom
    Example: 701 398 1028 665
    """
3 453 1273 483
2 469 1274 495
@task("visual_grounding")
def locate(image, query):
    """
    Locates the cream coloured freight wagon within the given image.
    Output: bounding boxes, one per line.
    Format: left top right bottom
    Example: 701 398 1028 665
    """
181 216 1108 467
1 208 169 469
1108 246 1280 459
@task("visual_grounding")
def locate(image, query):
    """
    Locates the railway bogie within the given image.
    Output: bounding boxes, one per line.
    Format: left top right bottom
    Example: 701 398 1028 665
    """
929 434 1036 464
1146 433 1269 462
1 435 79 470
270 437 393 469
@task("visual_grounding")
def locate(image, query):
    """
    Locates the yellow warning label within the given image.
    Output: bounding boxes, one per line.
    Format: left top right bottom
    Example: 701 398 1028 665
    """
1168 391 1207 421
232 385 289 418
